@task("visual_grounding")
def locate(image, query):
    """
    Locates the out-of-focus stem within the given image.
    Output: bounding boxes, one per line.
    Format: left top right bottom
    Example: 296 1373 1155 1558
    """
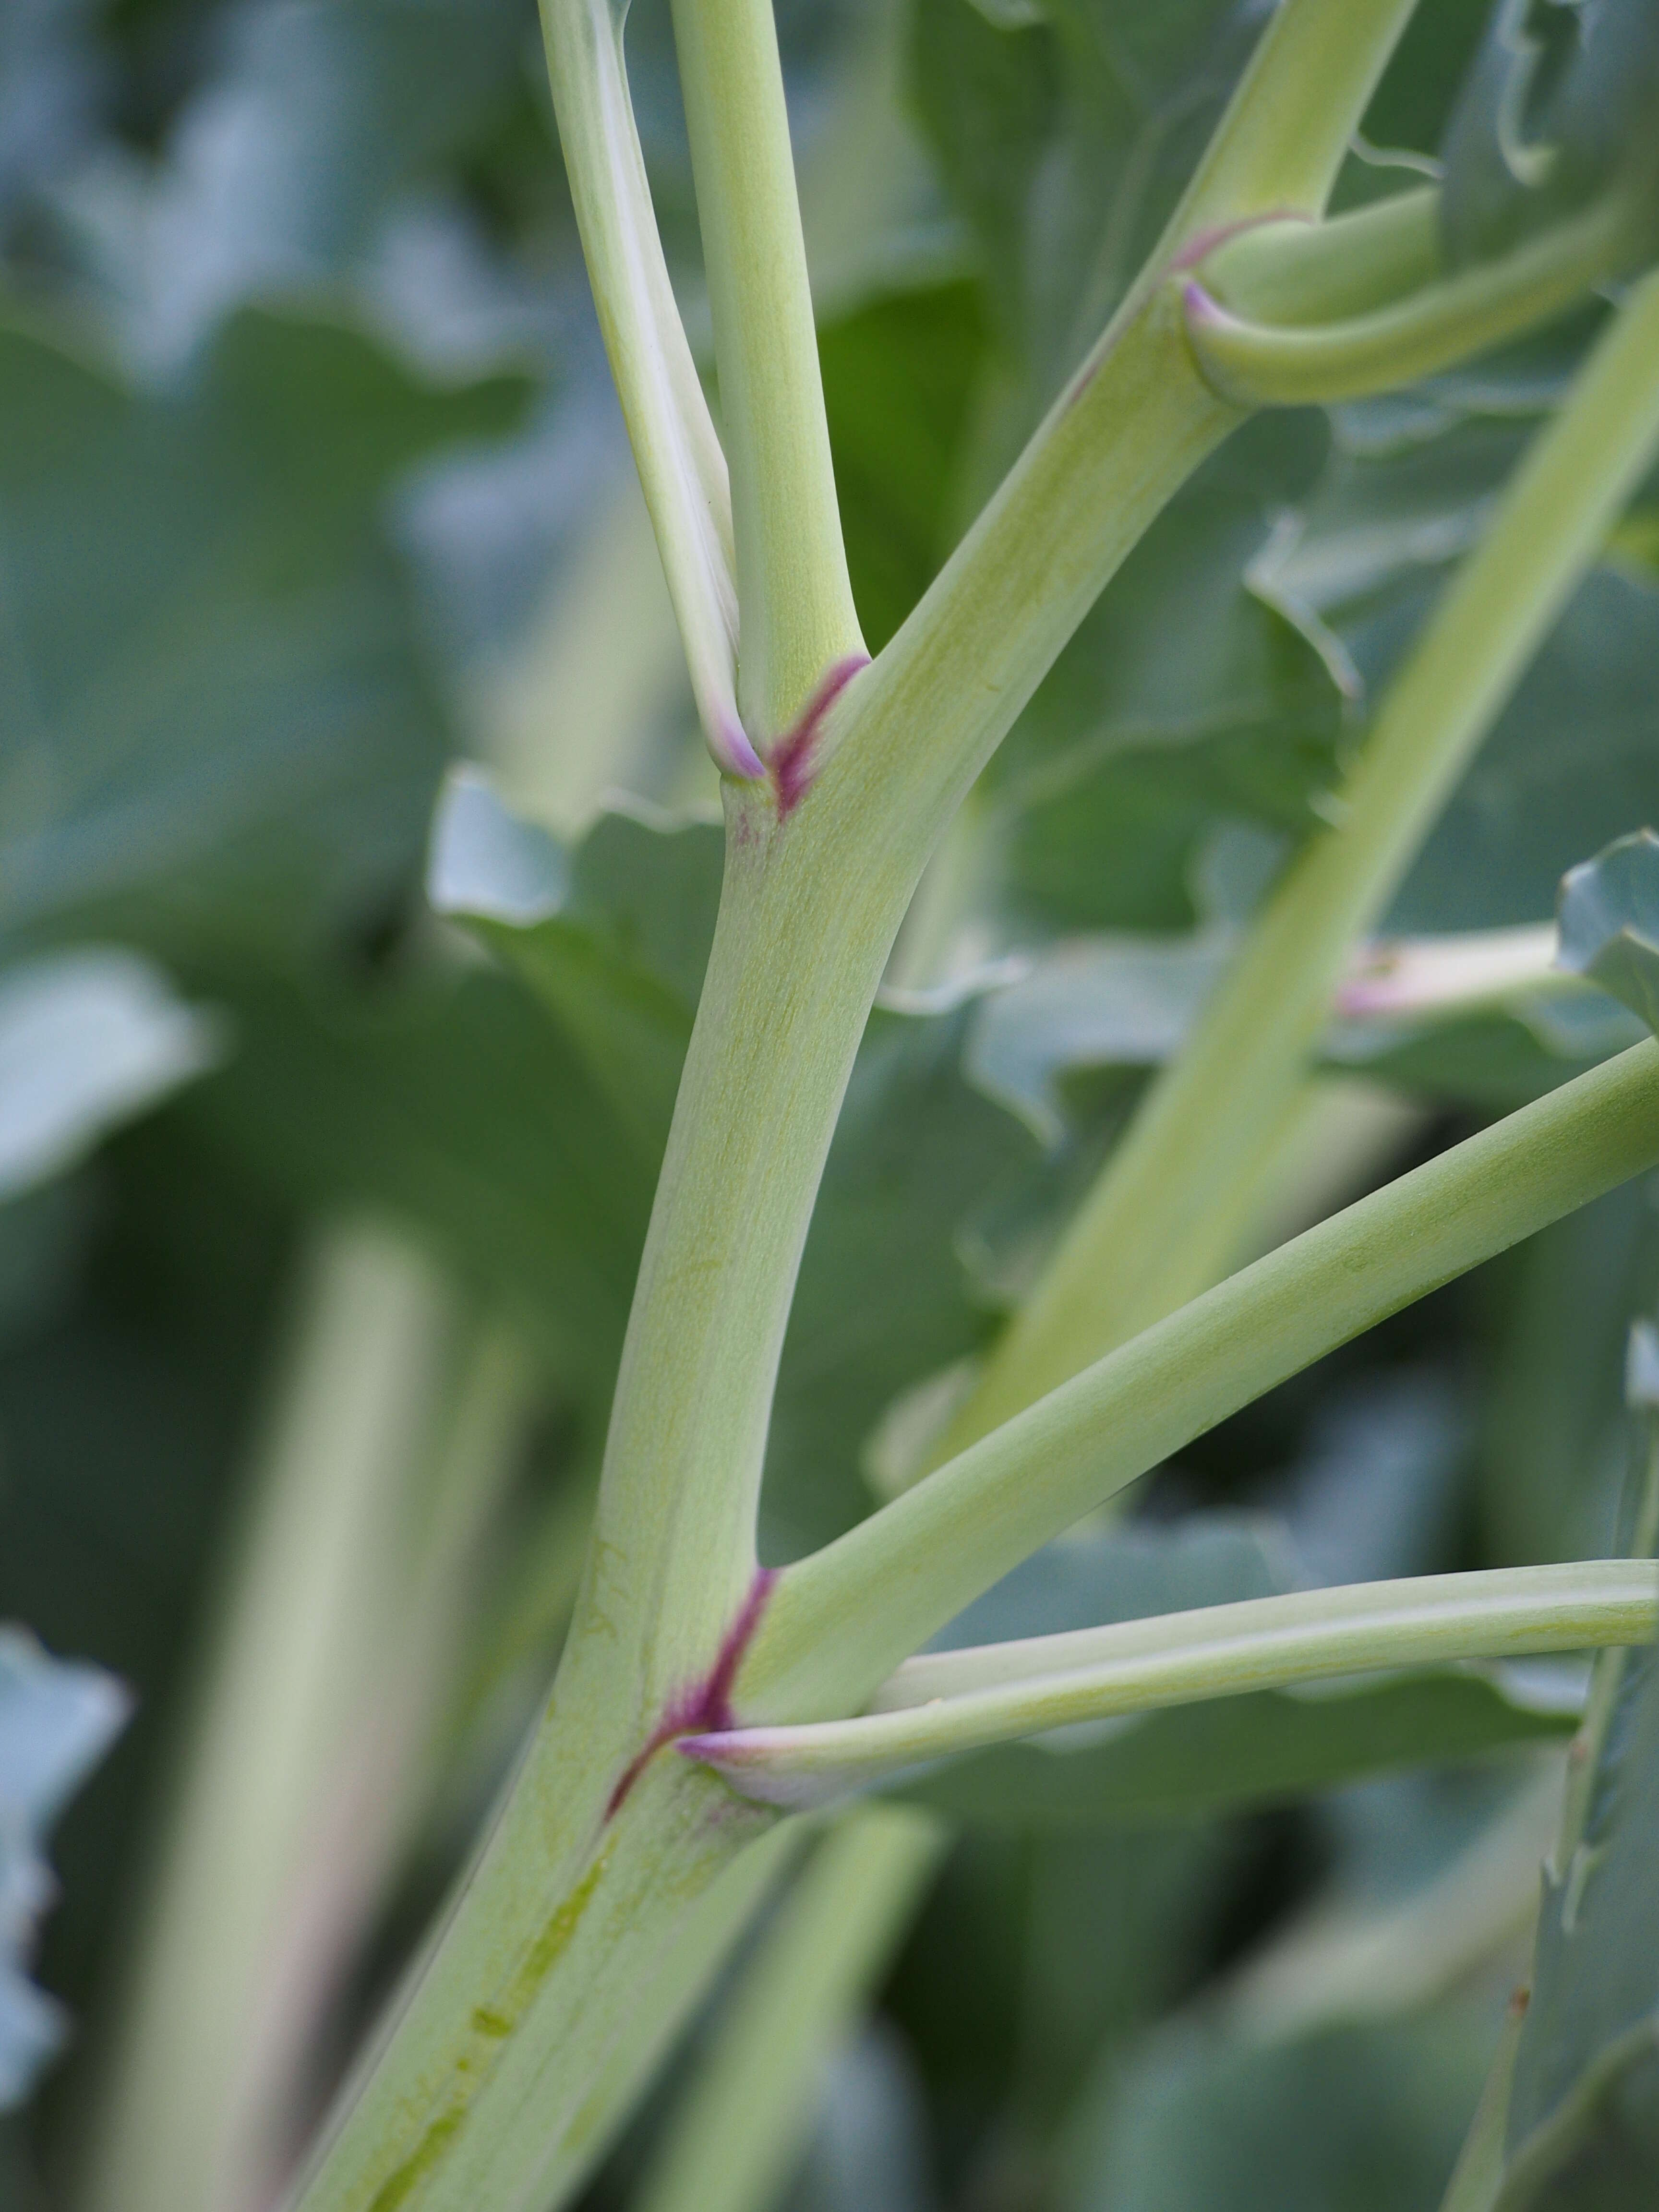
632 1808 945 2212
80 1225 460 2212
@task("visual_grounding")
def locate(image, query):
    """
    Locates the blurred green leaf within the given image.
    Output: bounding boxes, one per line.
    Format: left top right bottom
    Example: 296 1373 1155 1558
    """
1496 1651 1659 2203
819 279 989 652
52 0 541 371
431 770 721 1159
0 949 221 1200
908 0 1259 419
931 1517 1292 1649
990 412 1346 937
179 960 651 1407
1441 0 1659 271
1395 575 1659 935
0 304 529 964
1062 2004 1497 2212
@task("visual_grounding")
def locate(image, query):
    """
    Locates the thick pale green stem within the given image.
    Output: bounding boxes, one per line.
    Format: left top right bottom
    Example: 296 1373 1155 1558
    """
632 1808 945 2212
288 1754 775 2212
669 0 864 738
536 1822 808 2210
743 1043 1659 1722
704 1564 1658 1807
285 289 1241 2212
939 268 1659 1457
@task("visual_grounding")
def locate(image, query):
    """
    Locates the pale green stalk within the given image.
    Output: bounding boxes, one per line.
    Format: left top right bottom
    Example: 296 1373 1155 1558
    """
938 268 1659 1459
669 0 864 738
1188 194 1633 405
536 0 748 772
743 1043 1659 1722
283 10 1569 2204
703 1564 1658 1808
83 1225 458 2212
632 1809 946 2212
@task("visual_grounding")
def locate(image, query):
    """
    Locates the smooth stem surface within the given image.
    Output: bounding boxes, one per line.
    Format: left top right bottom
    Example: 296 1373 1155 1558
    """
633 1809 945 2212
743 1043 1659 1723
939 266 1659 1457
669 0 863 739
701 1564 1659 1807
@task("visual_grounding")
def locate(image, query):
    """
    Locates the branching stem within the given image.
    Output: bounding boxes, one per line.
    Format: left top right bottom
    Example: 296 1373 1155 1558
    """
742 1044 1659 1722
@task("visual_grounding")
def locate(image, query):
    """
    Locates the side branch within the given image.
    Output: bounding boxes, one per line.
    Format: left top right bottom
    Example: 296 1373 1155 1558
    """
697 1563 1659 1810
739 1043 1659 1723
1187 195 1633 406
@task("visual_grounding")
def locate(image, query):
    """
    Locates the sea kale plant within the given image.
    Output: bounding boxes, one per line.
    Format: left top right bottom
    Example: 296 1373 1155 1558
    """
10 0 1659 2209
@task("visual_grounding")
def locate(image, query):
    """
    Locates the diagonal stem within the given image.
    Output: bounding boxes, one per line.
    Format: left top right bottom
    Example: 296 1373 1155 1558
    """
697 1563 1659 1809
740 1043 1659 1724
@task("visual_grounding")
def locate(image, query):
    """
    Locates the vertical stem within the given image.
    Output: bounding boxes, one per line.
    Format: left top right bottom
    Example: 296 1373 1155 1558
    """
669 0 865 739
937 268 1659 1457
